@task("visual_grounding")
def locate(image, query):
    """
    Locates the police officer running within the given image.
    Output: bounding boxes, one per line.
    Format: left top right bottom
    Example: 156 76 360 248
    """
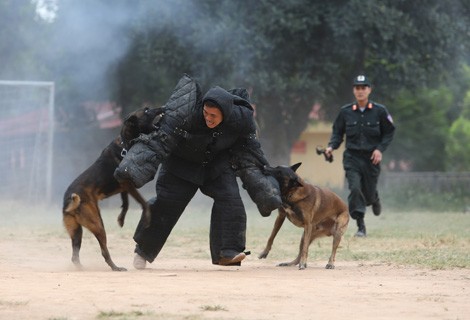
325 75 395 237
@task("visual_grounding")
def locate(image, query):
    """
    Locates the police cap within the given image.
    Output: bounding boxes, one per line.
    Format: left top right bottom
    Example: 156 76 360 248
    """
353 75 371 87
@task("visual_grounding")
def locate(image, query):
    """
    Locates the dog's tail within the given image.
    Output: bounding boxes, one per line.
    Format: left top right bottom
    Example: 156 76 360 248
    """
64 193 81 212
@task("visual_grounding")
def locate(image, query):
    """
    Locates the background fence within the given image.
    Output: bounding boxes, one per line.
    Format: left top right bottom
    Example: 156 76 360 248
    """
0 81 55 203
379 171 470 211
381 171 470 192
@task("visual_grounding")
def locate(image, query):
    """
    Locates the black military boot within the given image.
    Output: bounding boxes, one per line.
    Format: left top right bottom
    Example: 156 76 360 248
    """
355 218 367 237
372 198 382 216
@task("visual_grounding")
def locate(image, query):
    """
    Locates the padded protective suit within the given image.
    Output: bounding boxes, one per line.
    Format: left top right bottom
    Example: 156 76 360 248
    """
114 74 281 263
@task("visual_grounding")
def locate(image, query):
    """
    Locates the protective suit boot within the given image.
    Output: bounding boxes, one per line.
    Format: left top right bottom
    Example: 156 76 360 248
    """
355 218 367 237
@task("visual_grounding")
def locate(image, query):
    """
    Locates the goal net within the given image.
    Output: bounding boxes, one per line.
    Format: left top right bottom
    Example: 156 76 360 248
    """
0 81 55 203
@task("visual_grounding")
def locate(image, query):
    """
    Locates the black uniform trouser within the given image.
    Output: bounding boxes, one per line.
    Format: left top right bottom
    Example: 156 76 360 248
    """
133 167 246 264
343 149 380 220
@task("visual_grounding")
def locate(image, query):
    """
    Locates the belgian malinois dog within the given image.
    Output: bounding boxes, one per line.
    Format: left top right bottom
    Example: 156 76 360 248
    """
259 163 349 270
62 106 163 271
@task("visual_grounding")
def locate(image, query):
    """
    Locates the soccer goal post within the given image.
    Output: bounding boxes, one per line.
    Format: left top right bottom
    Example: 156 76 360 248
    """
0 80 55 204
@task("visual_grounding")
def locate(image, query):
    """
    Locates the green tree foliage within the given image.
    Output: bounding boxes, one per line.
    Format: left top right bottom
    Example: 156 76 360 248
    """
2 0 470 169
446 89 470 171
386 87 452 171
446 117 470 171
0 1 51 80
247 0 470 164
112 0 470 165
112 2 194 107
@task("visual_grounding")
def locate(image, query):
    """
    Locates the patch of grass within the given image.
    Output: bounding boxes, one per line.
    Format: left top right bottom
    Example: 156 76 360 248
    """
243 210 470 270
2 200 469 270
334 211 470 269
31 202 470 270
200 305 227 312
96 311 204 320
97 310 151 319
0 299 29 307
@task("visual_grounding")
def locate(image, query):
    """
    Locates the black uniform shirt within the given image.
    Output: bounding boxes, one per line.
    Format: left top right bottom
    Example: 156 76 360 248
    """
328 101 395 152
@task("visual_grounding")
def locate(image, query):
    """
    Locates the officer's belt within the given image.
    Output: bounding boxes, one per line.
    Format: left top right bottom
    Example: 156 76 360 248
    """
347 149 373 155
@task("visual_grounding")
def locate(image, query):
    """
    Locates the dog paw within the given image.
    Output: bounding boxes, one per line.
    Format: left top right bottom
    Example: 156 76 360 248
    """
117 215 125 227
112 266 127 272
72 261 83 270
277 262 291 267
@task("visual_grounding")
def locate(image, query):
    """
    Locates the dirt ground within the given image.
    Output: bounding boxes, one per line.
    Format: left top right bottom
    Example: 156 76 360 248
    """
0 231 468 320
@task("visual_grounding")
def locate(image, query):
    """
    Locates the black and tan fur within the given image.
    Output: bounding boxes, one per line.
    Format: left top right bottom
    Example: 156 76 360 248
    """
62 106 163 271
259 163 349 270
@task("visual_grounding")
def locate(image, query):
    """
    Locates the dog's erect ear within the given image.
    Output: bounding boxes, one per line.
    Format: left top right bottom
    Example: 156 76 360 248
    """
291 162 302 172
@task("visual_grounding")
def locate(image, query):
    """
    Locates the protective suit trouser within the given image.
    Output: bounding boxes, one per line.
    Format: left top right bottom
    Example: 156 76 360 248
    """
133 167 246 264
343 149 380 220
200 172 246 264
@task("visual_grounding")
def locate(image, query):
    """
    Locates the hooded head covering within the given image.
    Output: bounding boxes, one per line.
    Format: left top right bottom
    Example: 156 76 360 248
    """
202 86 235 120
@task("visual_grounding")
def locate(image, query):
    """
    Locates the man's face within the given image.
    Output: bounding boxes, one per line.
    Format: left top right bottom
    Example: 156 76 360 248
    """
353 85 372 102
203 105 223 128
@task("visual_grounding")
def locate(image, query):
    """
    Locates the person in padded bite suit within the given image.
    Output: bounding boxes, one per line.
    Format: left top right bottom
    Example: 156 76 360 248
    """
132 85 265 268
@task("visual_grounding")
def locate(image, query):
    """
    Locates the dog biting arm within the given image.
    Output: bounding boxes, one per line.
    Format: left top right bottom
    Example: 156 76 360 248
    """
114 133 160 188
230 134 282 217
114 74 199 188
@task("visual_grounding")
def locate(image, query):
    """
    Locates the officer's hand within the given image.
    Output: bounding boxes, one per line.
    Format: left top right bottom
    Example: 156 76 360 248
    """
325 147 333 158
371 149 382 165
